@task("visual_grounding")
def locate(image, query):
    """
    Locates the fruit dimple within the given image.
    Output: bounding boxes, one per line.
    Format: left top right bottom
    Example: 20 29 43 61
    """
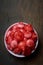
5 22 37 56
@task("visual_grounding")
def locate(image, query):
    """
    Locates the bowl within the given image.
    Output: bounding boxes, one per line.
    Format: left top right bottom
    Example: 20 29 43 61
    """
4 22 38 58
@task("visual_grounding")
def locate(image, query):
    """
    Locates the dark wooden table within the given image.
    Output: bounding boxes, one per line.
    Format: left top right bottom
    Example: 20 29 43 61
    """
0 0 43 65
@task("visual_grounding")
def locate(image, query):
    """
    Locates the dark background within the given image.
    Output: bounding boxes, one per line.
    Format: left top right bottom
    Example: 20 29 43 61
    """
0 0 43 65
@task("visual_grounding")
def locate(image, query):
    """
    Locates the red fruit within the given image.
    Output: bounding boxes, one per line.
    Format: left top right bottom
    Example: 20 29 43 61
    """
20 28 25 33
17 22 24 28
32 32 37 42
12 24 18 33
26 39 35 50
10 31 15 40
7 45 13 51
24 47 31 56
6 30 11 37
14 31 24 42
13 47 21 54
16 27 20 31
6 36 12 44
10 40 18 49
18 41 26 52
24 24 33 32
12 25 17 30
24 32 32 38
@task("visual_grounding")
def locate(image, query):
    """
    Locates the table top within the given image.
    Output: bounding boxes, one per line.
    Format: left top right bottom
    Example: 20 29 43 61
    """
0 0 43 65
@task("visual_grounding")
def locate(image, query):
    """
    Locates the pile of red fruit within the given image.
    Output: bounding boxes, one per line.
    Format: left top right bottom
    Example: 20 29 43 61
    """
5 22 37 56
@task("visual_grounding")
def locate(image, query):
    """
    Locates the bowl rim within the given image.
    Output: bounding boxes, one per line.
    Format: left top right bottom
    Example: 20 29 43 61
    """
4 22 38 58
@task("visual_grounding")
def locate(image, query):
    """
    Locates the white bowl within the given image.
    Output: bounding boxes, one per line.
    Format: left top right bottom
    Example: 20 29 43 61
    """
4 22 38 58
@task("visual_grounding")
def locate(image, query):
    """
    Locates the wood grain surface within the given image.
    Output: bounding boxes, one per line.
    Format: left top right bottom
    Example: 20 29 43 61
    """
0 0 43 65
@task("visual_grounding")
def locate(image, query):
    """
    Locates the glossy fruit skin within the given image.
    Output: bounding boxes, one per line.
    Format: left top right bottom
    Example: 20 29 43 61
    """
6 36 12 44
18 41 26 54
10 40 18 49
24 24 33 32
5 22 37 56
24 32 32 39
14 31 24 42
26 39 35 50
